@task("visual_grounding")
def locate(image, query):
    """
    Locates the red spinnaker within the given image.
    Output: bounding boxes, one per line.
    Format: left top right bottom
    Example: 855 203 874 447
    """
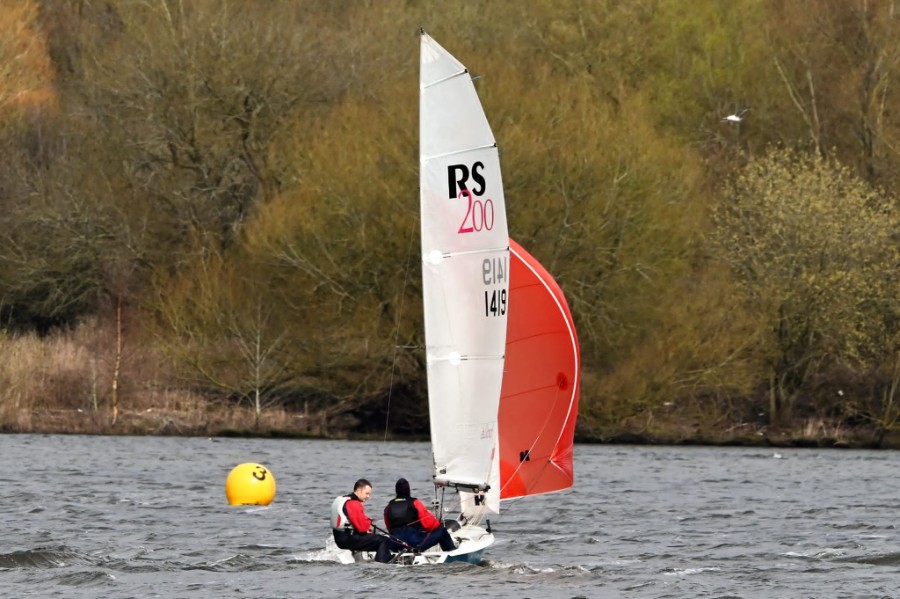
499 239 580 500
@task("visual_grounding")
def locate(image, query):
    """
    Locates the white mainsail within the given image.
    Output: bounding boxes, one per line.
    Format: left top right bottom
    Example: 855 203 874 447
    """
420 33 509 516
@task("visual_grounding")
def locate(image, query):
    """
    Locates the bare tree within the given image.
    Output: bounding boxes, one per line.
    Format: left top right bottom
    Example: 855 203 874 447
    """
766 1 900 188
61 0 352 254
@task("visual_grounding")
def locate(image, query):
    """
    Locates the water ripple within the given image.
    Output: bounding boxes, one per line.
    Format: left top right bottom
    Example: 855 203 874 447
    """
0 547 96 570
1 437 899 598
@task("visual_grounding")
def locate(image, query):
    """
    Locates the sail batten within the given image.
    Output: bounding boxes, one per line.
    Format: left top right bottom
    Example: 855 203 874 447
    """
420 68 468 90
424 245 509 260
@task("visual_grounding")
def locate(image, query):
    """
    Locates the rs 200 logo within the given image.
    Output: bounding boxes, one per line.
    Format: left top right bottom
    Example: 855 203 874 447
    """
448 162 494 234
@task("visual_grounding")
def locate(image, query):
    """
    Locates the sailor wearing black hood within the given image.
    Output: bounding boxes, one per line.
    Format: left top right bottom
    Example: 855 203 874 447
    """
383 478 457 553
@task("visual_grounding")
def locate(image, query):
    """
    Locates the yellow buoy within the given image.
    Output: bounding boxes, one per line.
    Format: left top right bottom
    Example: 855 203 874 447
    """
225 463 276 506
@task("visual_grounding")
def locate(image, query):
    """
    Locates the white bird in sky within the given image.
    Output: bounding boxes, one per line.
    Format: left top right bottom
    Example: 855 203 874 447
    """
722 108 750 123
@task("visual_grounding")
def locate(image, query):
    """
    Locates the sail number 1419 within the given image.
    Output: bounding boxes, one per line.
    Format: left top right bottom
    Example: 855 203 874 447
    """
483 256 507 318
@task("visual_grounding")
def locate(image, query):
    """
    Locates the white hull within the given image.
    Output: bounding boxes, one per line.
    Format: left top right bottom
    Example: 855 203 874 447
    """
335 524 494 566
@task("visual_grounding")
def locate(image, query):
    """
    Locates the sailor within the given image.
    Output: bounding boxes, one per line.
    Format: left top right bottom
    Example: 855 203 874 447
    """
383 478 457 552
331 478 391 563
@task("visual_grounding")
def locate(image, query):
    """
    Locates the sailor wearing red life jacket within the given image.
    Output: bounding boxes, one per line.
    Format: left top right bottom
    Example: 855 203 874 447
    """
383 478 456 552
331 479 391 563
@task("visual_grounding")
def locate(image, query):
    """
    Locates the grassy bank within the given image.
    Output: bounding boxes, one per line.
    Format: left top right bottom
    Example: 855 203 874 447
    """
0 392 900 449
0 321 895 448
3 402 895 450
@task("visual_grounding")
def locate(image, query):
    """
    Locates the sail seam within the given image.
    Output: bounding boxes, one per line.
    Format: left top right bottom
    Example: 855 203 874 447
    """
421 143 496 162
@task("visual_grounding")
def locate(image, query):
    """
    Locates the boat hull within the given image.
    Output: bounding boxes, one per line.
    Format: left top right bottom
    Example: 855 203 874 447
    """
335 524 493 566
406 526 493 565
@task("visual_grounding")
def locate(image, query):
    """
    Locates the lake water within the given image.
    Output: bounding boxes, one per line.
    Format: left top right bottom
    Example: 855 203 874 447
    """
0 434 897 598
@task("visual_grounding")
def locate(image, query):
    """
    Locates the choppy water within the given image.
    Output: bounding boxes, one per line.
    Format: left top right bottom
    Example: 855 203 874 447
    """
0 434 898 598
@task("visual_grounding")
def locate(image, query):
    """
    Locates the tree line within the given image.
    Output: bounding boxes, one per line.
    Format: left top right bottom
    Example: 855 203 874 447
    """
0 0 897 443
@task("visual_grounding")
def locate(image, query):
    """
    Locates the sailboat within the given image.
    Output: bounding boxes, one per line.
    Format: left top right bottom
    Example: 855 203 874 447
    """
409 30 580 565
336 31 579 565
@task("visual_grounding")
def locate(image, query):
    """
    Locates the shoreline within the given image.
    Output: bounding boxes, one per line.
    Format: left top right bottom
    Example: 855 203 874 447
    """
3 406 897 450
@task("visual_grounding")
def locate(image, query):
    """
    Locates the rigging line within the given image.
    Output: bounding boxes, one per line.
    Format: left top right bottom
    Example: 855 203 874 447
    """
467 494 492 527
501 405 555 491
499 387 573 498
382 203 419 445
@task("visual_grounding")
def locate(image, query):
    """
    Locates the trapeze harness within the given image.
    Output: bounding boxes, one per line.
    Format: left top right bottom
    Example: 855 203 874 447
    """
385 497 421 530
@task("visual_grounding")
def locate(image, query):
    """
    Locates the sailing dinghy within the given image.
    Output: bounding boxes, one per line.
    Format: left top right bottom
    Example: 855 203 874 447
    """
336 31 579 566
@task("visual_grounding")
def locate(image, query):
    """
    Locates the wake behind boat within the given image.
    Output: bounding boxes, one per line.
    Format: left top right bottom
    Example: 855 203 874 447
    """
333 30 580 566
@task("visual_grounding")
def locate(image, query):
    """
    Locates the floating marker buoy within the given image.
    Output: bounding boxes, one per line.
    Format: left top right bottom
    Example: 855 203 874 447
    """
225 462 276 506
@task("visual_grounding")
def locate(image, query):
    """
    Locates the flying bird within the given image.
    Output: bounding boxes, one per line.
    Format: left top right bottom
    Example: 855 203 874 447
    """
722 108 750 123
